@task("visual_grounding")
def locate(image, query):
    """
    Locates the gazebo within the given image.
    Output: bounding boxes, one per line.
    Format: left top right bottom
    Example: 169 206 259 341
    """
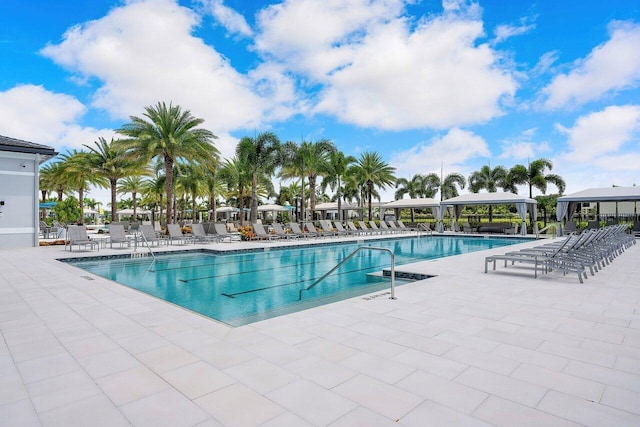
443 192 537 236
381 198 442 229
314 202 361 221
556 187 640 235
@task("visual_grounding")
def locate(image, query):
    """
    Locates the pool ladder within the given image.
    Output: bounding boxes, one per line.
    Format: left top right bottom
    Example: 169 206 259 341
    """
298 246 396 301
133 231 156 260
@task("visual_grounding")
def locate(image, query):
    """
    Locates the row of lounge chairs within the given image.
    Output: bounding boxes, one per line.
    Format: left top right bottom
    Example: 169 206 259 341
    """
62 219 427 251
485 224 635 283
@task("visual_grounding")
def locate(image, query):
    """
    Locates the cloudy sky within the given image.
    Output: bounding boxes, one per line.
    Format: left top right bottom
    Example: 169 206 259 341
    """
1 0 639 205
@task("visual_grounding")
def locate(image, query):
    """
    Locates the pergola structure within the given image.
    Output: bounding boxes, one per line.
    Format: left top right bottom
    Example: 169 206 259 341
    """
381 198 442 229
556 187 640 236
443 192 537 236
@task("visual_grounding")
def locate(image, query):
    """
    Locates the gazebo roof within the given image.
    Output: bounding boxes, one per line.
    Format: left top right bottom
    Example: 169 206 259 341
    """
314 202 360 210
557 187 640 203
443 192 537 206
382 198 440 209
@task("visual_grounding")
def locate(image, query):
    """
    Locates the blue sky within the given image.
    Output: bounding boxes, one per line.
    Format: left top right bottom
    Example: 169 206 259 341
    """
1 0 639 205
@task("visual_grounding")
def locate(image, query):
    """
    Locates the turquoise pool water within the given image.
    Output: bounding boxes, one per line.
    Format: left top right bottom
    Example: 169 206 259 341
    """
68 236 527 326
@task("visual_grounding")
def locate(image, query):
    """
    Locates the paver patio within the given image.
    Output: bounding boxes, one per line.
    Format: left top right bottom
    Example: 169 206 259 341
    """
1 234 639 426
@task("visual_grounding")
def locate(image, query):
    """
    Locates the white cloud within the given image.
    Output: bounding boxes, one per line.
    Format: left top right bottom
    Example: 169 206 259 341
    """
255 0 516 130
493 16 536 44
556 105 640 162
541 21 640 110
202 0 253 37
389 128 490 180
40 0 291 135
498 128 550 160
532 51 559 76
0 84 113 151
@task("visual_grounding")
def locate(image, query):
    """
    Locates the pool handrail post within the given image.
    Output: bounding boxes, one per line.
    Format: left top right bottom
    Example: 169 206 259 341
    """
298 246 396 301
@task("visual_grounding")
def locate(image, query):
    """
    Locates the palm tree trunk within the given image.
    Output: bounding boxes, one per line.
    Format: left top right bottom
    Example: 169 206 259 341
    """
251 173 258 224
165 156 174 224
78 187 84 225
238 187 245 225
367 181 373 221
132 191 137 220
192 194 197 222
309 175 316 221
110 179 117 222
299 177 305 223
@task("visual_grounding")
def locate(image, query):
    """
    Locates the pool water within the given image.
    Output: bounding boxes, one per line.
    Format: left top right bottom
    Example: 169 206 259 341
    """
69 236 527 326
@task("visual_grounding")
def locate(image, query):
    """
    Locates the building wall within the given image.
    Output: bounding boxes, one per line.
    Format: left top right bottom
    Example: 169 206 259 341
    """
0 151 40 248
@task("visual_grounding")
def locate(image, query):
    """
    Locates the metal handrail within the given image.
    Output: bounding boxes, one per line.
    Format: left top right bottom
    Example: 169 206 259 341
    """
298 246 396 301
134 230 156 260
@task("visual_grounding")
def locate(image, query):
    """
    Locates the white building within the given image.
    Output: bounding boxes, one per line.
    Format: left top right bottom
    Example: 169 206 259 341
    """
0 135 57 248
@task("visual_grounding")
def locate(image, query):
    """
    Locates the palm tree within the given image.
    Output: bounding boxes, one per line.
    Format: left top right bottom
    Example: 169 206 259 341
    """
508 158 566 198
116 101 218 224
174 164 204 222
84 137 148 222
395 174 427 222
236 132 281 224
117 176 146 220
142 174 165 225
468 165 509 193
280 141 307 222
218 157 251 224
58 150 106 224
321 151 356 221
424 172 466 200
350 151 396 221
469 164 509 221
301 140 336 220
40 162 67 202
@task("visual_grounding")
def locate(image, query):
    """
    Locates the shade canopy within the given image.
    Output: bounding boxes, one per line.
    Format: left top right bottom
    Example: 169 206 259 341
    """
257 204 288 212
443 192 537 236
556 187 640 235
215 206 239 213
381 198 440 209
314 202 360 210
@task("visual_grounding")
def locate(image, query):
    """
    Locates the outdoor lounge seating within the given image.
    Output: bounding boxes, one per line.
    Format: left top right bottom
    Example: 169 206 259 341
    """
289 222 316 238
477 223 516 234
213 223 238 242
107 223 131 249
138 224 166 246
167 223 193 245
304 222 326 238
319 220 341 237
332 221 353 236
191 223 218 243
485 225 635 283
347 221 367 235
66 225 100 251
272 223 299 239
252 223 278 241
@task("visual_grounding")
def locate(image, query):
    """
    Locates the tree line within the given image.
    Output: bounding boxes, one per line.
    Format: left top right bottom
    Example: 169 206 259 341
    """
39 101 566 225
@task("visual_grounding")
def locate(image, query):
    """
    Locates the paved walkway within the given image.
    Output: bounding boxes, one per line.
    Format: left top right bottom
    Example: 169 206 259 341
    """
1 235 639 426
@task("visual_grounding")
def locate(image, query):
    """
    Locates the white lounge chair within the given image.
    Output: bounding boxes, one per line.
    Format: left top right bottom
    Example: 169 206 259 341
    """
252 223 278 241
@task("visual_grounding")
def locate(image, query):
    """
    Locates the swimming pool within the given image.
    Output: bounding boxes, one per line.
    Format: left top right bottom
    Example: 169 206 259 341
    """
67 236 528 326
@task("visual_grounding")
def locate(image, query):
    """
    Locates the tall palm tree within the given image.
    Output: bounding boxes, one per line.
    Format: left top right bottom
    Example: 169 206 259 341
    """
174 163 205 222
84 137 148 222
40 162 67 202
58 150 106 224
508 158 566 198
301 139 335 220
424 172 466 200
280 141 307 222
117 176 146 220
349 151 396 221
116 101 218 224
142 174 165 225
218 157 251 224
321 151 356 221
236 132 281 224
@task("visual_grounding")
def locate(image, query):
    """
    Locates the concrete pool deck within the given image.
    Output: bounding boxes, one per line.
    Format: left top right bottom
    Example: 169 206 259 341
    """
1 234 639 426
